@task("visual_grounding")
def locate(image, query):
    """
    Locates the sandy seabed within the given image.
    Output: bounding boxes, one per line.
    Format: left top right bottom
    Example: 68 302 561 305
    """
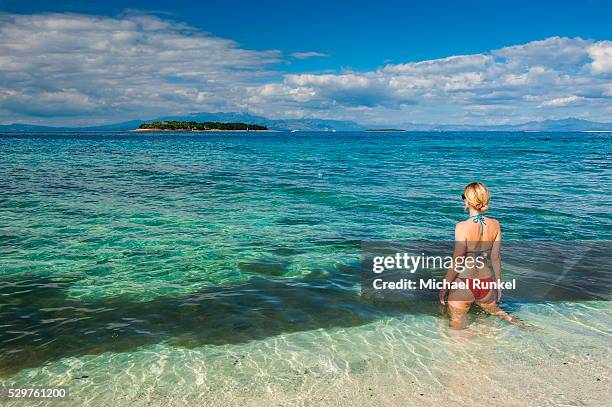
2 302 610 407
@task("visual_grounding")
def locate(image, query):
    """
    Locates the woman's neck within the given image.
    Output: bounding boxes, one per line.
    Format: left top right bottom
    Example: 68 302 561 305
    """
468 208 483 217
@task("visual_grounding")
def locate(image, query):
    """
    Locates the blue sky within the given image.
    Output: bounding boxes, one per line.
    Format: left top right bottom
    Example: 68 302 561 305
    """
0 0 611 125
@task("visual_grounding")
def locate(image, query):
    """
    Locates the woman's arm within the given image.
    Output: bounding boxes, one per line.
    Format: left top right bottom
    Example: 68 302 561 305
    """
490 226 502 301
439 225 467 305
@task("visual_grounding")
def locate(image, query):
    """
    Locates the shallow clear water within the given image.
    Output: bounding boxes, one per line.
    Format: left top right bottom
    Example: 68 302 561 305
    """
0 131 610 405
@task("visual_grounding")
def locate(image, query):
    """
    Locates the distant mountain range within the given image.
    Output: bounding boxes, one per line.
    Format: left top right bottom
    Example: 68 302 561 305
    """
1 114 611 132
396 118 612 132
0 112 362 132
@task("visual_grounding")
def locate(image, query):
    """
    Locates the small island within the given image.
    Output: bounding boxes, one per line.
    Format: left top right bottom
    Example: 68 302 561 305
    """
365 128 406 132
133 121 268 132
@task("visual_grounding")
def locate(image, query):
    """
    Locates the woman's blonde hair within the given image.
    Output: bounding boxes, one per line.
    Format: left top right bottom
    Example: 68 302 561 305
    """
463 182 490 211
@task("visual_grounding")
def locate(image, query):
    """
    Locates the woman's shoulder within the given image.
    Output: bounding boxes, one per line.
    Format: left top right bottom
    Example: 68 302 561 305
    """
455 219 469 228
484 216 500 227
454 219 472 232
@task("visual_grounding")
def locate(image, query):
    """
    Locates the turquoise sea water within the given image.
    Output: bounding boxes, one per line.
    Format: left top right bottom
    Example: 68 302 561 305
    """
0 131 610 405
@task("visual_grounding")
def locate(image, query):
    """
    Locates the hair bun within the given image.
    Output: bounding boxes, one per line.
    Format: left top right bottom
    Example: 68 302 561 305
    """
463 182 490 212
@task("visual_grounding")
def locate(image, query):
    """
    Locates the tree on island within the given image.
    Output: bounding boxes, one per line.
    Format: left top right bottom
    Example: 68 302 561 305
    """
138 121 267 131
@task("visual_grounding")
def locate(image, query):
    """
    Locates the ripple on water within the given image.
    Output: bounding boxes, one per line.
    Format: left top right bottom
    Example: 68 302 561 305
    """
0 132 610 405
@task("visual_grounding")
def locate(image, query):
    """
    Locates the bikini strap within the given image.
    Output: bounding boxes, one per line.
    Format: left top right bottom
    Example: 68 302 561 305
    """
470 213 486 236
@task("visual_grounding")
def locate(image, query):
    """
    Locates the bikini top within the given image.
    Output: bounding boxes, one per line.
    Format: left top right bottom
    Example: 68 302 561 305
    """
466 213 490 257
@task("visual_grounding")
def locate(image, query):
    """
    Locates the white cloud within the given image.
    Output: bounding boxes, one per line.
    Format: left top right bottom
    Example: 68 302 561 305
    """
538 95 586 107
0 13 280 122
587 41 612 74
491 37 591 68
0 12 610 125
382 54 492 74
251 36 611 122
1 90 97 116
291 51 330 59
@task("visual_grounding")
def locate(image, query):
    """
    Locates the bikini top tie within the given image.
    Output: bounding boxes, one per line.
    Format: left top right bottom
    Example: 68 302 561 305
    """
471 213 486 225
470 213 487 236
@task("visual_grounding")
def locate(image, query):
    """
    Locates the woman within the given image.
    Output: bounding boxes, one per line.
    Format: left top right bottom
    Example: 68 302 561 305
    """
439 182 525 329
